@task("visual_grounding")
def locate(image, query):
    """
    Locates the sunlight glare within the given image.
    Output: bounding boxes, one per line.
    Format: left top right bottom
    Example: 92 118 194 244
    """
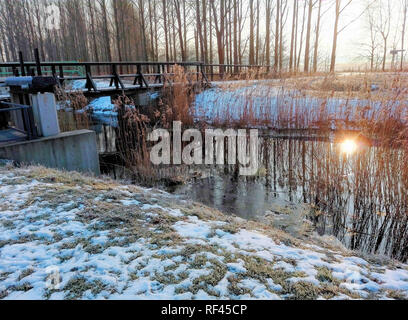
340 139 357 155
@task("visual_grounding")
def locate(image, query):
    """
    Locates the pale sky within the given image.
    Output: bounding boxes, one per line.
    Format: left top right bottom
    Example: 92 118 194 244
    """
314 0 402 68
243 0 403 69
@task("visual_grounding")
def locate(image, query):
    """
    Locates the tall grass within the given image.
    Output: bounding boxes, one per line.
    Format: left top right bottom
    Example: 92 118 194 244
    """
114 65 201 185
161 64 200 126
258 136 408 262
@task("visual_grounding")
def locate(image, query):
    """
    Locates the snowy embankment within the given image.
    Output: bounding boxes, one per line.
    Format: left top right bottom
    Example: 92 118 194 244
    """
0 165 408 300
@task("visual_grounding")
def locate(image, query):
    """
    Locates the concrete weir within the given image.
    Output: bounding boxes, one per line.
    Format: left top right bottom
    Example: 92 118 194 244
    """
0 129 100 175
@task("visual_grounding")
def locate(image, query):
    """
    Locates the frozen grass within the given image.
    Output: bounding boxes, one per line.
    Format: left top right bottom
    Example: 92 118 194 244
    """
0 164 407 300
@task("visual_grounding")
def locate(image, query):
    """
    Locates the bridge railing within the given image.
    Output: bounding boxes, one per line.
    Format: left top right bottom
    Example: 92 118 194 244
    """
0 60 275 92
0 61 85 78
0 61 210 91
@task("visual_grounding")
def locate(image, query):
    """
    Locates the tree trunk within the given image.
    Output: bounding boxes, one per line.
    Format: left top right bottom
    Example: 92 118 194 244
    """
265 0 272 68
87 0 100 73
249 0 255 65
330 0 340 73
313 0 322 73
401 1 407 70
162 0 170 62
100 0 112 62
382 36 387 71
174 0 185 61
255 0 260 65
211 0 225 74
304 0 313 73
233 0 239 71
289 0 297 72
274 0 280 72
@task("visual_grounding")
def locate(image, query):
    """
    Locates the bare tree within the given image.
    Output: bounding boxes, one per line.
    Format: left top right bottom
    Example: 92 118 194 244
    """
360 0 380 71
274 0 280 72
375 0 391 71
401 0 408 70
265 0 274 68
312 0 322 73
289 0 297 72
330 0 353 72
304 0 314 73
249 0 255 65
173 0 186 61
210 0 226 74
296 0 307 72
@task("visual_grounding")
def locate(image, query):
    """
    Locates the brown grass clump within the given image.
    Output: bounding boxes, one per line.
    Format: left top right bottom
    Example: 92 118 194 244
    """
161 64 199 126
114 96 153 184
112 65 205 186
55 86 91 132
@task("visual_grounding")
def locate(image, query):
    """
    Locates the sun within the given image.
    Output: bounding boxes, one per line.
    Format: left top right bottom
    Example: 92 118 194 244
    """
340 139 357 155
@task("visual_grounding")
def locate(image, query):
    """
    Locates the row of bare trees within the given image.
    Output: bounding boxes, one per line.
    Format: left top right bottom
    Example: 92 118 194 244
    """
360 0 408 71
0 0 405 72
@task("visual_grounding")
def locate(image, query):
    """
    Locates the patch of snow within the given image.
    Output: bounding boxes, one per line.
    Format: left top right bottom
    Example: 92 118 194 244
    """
173 220 212 240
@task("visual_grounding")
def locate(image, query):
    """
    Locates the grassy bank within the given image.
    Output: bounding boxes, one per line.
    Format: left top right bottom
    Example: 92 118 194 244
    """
0 164 407 300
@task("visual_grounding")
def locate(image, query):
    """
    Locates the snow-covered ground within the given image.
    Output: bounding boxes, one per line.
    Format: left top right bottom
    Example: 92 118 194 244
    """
0 165 407 300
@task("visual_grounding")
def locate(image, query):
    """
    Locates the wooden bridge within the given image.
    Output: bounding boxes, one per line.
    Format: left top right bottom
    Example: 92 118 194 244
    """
0 53 273 98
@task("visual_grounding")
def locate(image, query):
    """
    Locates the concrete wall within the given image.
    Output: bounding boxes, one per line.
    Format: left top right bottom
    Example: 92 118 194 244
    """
0 129 100 175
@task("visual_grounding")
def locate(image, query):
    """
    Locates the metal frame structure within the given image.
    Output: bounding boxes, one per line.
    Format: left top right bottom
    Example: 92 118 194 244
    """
0 49 275 96
0 101 37 142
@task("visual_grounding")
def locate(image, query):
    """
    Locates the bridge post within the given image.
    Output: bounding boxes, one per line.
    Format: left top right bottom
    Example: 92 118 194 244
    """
85 65 97 91
51 66 56 78
59 65 64 85
200 63 209 86
136 64 143 87
34 48 42 76
134 64 149 88
112 64 119 89
18 51 26 77
156 64 161 84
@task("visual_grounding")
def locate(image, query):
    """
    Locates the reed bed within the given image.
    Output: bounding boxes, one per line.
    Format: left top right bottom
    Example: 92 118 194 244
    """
114 66 200 185
256 136 408 262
